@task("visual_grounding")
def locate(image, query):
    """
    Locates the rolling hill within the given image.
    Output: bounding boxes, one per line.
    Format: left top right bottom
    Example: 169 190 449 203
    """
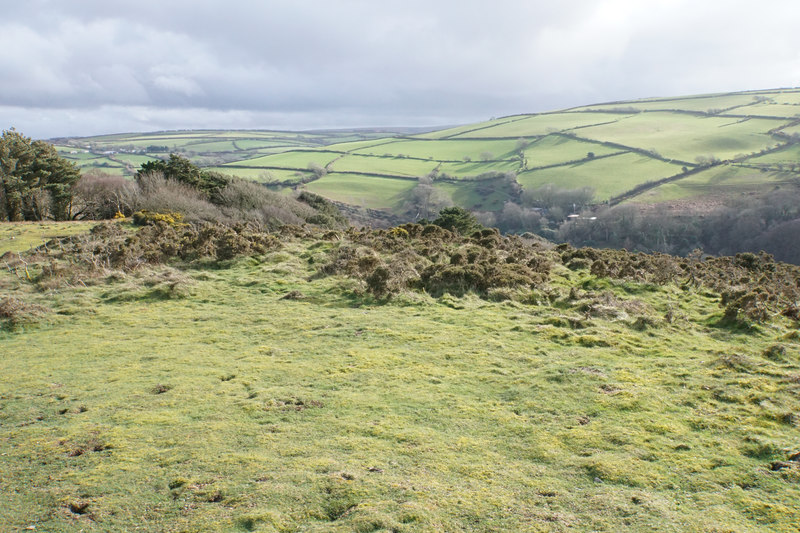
56 88 800 216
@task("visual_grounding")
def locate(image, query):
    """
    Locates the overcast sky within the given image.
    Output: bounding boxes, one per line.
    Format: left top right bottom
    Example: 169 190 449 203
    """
2 0 800 139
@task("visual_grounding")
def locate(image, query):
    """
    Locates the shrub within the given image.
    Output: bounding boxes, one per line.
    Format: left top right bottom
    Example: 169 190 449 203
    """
132 210 184 226
432 207 482 235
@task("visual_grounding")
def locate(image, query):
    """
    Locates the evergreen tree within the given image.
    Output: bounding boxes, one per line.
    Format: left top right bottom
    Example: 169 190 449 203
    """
0 129 81 221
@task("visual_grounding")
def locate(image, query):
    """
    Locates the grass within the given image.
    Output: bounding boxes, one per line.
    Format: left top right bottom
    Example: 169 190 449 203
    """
522 135 622 167
745 144 800 166
56 130 402 177
518 153 684 201
351 139 523 161
206 166 312 183
1 224 799 532
227 150 340 170
330 154 439 178
735 103 800 118
575 93 762 113
414 117 527 140
776 122 800 136
634 167 796 204
182 140 242 152
303 174 416 210
433 180 518 211
575 113 784 162
0 221 99 255
110 153 161 167
449 112 628 139
53 88 800 213
436 158 521 178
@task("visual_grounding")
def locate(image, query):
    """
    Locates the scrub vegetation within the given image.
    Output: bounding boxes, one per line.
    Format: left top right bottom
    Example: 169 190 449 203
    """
51 88 800 264
1 212 799 532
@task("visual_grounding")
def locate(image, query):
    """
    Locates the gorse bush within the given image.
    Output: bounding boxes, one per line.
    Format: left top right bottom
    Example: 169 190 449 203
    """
309 222 800 324
28 221 282 287
318 223 554 299
132 210 184 226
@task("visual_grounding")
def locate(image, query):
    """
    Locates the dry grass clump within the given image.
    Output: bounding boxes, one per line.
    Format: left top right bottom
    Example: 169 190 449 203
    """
0 295 49 330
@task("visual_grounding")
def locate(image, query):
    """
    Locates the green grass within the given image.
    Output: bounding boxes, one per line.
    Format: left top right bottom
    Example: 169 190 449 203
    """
744 144 800 166
436 159 521 178
0 221 99 255
351 139 523 161
303 174 416 209
228 150 341 170
322 139 399 153
449 112 628 139
54 88 800 210
776 122 800 136
414 117 527 140
575 113 785 162
633 166 796 204
1 226 799 531
182 140 241 152
772 91 800 105
433 180 518 211
522 135 623 167
330 154 439 177
233 140 310 151
731 103 800 118
208 166 312 184
576 93 762 113
110 154 160 167
518 153 684 200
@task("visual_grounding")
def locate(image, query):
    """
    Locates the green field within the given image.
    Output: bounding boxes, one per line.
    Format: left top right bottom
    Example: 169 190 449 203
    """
518 153 684 200
110 154 161 167
744 144 800 167
55 130 406 177
2 223 799 531
209 167 313 184
436 159 521 178
433 180 518 211
352 139 523 161
330 154 439 178
414 116 528 140
576 93 762 113
449 112 628 139
304 174 416 210
522 136 622 168
575 113 782 162
0 221 99 255
227 150 341 170
54 88 800 215
632 166 796 204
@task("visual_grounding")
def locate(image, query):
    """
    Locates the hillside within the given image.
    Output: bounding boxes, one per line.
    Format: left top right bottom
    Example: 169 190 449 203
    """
52 129 417 180
1 220 799 531
58 89 800 216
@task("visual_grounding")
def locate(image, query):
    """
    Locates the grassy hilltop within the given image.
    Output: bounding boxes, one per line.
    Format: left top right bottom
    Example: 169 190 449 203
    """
1 219 799 531
57 88 800 215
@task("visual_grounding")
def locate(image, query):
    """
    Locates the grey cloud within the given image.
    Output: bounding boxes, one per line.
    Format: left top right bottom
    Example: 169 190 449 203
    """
2 0 800 138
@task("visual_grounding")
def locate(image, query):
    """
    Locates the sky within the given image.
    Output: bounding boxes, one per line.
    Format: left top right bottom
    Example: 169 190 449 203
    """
2 0 800 139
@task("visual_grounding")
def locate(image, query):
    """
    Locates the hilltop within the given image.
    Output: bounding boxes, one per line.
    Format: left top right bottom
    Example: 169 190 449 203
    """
1 218 799 531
